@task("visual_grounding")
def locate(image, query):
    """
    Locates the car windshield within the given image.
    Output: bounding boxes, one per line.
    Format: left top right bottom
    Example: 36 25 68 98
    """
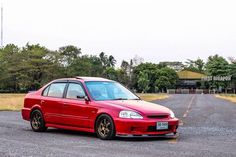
85 81 139 101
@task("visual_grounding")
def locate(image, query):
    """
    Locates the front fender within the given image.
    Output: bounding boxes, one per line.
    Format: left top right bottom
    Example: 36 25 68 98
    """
93 108 119 132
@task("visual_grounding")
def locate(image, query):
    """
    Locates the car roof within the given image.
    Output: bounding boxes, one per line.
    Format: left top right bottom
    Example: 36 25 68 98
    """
53 76 112 82
75 76 111 81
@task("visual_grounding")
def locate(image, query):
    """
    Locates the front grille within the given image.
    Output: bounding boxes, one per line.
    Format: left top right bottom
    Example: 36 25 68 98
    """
147 115 169 119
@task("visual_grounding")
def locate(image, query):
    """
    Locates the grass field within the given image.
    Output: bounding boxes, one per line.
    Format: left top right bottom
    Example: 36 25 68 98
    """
0 93 169 111
215 94 236 103
137 93 169 101
0 94 25 111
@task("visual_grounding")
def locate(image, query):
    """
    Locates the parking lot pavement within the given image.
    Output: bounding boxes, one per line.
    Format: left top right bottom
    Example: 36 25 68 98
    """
0 94 236 157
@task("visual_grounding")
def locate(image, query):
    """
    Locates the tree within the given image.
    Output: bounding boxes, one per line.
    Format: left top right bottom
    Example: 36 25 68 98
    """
133 63 159 92
20 44 54 90
185 58 205 73
98 52 116 68
104 67 118 80
137 71 150 93
107 55 116 67
59 45 81 66
119 60 135 88
115 69 129 86
0 44 21 92
69 55 103 77
229 58 236 91
0 43 119 92
205 54 230 90
157 67 179 89
133 62 179 93
155 76 171 92
132 55 144 66
121 60 129 71
159 61 184 71
0 43 58 92
99 52 108 67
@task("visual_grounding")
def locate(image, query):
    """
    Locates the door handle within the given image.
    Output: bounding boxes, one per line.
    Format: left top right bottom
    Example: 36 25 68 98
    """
41 100 45 104
63 102 69 107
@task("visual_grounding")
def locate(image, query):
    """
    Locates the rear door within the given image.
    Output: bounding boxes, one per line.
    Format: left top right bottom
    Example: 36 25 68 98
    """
41 82 67 124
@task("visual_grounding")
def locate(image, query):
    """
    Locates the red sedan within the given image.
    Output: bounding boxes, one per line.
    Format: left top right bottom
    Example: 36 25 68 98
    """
22 77 179 140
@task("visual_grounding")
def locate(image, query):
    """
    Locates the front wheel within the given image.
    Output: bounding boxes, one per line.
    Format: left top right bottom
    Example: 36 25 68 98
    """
30 109 47 132
95 114 116 140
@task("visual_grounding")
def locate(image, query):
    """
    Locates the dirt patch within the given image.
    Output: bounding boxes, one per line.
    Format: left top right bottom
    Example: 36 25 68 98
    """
215 94 236 103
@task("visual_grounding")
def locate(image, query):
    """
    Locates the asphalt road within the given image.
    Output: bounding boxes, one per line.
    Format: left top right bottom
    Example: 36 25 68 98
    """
0 94 236 157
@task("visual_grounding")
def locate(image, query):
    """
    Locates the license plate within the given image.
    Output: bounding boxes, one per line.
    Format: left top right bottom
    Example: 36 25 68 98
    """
156 122 168 130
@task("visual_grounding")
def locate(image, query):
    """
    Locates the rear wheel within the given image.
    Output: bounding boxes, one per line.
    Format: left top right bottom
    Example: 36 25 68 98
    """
95 114 116 140
30 109 47 132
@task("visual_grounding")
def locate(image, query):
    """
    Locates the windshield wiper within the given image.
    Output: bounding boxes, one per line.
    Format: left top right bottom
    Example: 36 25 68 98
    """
130 98 141 100
113 98 141 100
113 98 128 100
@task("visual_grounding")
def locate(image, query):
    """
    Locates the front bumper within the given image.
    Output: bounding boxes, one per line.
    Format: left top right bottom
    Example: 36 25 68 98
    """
115 118 179 136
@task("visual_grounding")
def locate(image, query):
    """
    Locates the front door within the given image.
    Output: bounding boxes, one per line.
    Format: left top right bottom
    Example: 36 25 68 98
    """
62 82 93 128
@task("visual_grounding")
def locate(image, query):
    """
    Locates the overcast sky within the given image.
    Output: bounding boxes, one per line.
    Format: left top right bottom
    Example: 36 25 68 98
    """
2 0 236 65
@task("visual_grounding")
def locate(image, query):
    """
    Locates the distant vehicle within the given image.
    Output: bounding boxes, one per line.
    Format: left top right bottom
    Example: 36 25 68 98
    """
22 77 179 140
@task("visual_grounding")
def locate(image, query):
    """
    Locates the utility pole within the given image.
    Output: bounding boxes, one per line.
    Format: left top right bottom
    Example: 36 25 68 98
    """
1 4 3 47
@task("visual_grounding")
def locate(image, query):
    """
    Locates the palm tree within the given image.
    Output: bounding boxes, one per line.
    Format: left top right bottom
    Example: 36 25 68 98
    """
99 52 108 67
121 60 129 71
108 55 116 67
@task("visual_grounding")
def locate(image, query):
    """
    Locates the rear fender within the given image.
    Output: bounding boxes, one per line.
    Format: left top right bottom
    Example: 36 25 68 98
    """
30 104 43 118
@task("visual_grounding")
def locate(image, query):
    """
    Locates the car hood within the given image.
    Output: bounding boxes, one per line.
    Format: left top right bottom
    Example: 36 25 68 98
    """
99 100 171 115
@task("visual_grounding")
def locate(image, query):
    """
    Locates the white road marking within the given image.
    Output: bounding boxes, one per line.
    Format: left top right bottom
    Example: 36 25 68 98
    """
183 95 195 118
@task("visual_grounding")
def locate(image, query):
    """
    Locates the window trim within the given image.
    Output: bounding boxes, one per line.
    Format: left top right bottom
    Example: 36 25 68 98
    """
41 80 90 100
64 81 89 100
63 80 90 101
41 81 68 98
42 85 51 97
84 81 140 101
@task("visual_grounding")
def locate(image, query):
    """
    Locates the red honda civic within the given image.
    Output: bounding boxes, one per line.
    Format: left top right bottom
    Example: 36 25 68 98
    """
22 77 179 140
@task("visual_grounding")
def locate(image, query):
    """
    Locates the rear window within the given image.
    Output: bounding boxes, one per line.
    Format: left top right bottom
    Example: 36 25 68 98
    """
47 83 67 98
42 85 50 96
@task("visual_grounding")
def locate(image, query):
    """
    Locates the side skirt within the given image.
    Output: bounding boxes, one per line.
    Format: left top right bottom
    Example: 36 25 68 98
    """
45 123 95 133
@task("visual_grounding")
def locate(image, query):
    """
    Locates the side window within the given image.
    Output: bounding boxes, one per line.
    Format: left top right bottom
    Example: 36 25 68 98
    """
66 83 86 99
47 83 67 98
42 85 50 96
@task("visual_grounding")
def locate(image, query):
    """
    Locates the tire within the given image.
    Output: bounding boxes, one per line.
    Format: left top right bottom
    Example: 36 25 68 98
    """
30 109 47 132
95 114 116 140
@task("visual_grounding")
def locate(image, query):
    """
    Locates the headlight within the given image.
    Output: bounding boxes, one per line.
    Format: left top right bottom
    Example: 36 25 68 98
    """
119 110 143 119
169 110 175 118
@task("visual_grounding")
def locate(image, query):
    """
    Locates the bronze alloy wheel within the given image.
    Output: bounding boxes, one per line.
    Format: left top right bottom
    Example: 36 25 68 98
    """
96 114 115 140
31 112 41 130
98 118 111 137
30 110 47 132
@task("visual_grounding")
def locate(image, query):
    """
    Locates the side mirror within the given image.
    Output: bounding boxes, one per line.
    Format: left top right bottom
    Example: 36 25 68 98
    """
84 96 89 101
77 95 89 101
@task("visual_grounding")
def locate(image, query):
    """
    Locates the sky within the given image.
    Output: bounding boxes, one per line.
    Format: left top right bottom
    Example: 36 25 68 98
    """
2 0 236 66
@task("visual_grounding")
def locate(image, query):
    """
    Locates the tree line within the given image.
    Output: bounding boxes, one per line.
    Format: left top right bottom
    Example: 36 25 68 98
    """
0 43 235 93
